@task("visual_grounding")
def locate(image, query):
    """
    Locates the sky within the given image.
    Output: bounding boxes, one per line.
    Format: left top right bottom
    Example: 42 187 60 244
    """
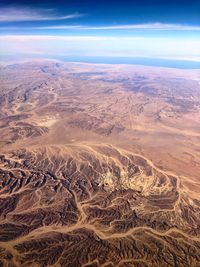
0 0 200 62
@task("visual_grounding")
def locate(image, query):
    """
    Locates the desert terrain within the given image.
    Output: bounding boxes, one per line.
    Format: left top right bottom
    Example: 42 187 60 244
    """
0 61 200 267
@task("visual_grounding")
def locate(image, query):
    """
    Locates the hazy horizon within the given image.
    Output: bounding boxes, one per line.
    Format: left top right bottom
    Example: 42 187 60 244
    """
1 0 200 63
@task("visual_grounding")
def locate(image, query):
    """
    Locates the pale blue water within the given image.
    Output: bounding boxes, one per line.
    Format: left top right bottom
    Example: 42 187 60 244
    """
61 56 200 69
1 54 200 69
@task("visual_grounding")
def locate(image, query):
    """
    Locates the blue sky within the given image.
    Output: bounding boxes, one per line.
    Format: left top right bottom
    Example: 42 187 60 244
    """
0 0 200 61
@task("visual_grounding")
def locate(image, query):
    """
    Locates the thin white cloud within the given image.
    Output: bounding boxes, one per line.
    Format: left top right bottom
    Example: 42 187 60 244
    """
0 7 83 22
2 22 200 31
84 23 200 30
37 23 200 30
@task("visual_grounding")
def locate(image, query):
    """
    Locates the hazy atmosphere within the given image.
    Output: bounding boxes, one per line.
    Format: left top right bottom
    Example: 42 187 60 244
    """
1 0 200 63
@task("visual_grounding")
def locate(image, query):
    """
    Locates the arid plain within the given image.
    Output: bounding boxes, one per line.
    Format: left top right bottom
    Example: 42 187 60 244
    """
0 61 200 267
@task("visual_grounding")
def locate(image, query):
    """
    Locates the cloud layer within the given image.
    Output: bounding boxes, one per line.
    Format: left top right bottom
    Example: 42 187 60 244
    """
2 22 200 31
57 23 200 31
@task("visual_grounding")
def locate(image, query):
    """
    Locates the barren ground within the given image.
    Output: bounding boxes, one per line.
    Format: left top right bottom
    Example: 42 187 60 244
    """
0 61 200 267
